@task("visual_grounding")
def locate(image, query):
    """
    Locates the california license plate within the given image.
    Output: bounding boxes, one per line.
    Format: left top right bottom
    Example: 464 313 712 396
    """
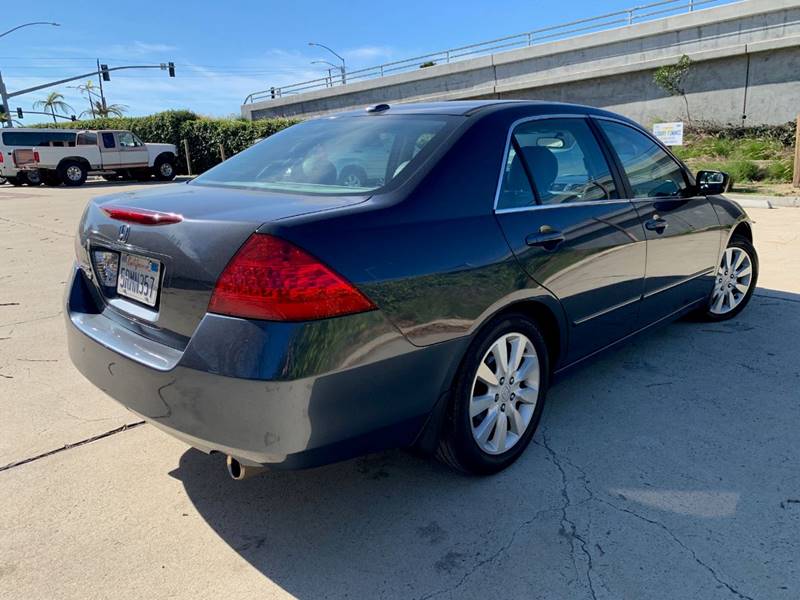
117 252 161 307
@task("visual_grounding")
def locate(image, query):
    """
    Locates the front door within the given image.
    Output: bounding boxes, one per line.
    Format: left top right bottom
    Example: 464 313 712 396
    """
116 131 149 169
495 116 647 363
594 119 722 325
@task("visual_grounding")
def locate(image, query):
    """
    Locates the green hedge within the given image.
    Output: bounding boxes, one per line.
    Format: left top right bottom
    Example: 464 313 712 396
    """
33 110 299 174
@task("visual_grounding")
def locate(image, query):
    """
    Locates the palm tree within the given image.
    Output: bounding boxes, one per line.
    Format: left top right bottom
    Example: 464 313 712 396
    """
87 99 127 118
33 91 74 124
70 80 101 119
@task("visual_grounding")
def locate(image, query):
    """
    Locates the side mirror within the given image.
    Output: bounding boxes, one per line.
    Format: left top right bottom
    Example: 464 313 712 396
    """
697 170 730 195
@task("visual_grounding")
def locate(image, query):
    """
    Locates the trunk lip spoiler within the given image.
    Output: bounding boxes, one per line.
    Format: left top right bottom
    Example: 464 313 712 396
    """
101 205 183 226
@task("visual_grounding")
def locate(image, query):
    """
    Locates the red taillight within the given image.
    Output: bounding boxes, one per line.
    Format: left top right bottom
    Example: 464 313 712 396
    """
33 151 40 163
208 234 376 321
101 206 183 225
0 153 4 163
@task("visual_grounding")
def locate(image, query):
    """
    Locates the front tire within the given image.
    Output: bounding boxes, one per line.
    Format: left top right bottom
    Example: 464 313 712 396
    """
154 156 176 181
59 161 87 186
702 235 758 321
437 313 549 475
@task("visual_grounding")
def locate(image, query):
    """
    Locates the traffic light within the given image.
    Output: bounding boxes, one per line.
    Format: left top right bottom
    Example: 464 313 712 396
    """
16 107 23 119
100 64 110 81
168 62 175 77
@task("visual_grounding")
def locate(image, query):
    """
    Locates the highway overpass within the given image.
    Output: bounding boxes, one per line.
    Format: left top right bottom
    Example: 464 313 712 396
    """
242 0 800 126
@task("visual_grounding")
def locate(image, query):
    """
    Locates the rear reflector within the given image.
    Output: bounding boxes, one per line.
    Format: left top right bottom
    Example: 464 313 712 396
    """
33 151 40 163
208 234 376 321
101 206 182 225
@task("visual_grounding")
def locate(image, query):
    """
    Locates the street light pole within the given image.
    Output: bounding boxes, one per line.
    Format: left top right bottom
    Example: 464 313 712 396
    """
0 21 60 39
0 22 60 126
311 60 339 88
308 42 346 85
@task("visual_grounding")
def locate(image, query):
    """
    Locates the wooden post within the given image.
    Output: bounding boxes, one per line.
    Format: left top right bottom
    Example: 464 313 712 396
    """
182 139 193 176
794 114 800 188
218 143 227 162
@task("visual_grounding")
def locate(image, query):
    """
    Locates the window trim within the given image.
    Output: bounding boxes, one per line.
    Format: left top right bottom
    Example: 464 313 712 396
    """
493 113 631 214
590 115 694 200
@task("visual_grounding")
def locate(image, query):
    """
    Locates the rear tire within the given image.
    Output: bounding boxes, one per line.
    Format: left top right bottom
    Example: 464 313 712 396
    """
437 313 549 475
24 170 42 186
59 161 87 187
700 235 758 322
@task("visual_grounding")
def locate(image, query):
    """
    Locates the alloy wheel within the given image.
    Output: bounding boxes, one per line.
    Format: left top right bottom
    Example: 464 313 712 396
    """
470 332 540 455
710 246 753 315
67 166 83 182
160 162 173 177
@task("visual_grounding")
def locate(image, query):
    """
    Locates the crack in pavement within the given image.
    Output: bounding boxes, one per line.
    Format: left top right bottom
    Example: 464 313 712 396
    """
540 432 601 600
542 439 757 600
0 421 145 473
415 503 562 600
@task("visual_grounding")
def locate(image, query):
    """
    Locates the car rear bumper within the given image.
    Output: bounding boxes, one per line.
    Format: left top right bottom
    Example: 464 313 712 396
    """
65 266 465 468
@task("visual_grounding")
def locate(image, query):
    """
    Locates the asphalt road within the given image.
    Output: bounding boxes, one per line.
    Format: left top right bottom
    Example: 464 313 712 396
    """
1 181 798 600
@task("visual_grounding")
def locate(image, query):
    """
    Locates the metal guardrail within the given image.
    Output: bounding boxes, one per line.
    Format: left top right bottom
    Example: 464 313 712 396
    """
243 0 740 104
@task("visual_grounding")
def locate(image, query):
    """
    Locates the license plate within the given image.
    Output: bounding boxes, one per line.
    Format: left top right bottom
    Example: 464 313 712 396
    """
117 252 161 307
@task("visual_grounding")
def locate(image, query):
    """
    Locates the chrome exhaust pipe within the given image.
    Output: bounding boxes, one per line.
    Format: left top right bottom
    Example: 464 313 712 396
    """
226 455 266 481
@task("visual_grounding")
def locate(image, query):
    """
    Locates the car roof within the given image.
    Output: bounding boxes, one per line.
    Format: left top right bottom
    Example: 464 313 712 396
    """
329 100 639 123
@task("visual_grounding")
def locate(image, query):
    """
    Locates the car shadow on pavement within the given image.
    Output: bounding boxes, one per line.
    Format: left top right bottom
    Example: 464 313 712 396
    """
170 289 800 599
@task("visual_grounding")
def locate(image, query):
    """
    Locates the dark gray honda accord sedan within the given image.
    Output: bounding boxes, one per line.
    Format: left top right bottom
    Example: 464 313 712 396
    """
66 101 758 477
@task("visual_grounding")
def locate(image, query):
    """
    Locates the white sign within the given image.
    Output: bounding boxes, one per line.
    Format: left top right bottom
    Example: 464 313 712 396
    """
652 122 684 146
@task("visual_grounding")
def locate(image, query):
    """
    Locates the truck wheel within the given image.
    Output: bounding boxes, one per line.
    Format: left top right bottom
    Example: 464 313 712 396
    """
42 171 62 187
23 171 43 186
59 161 87 187
154 156 176 181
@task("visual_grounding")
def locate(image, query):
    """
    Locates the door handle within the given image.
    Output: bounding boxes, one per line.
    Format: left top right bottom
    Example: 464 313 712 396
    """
526 230 565 249
645 216 669 233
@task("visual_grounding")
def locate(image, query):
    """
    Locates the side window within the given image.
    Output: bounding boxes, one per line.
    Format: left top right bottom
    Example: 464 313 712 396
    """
77 132 98 146
102 133 116 149
118 132 137 148
498 118 617 209
598 120 687 198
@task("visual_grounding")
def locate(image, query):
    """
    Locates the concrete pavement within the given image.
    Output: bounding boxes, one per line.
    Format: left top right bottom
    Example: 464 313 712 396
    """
1 181 798 599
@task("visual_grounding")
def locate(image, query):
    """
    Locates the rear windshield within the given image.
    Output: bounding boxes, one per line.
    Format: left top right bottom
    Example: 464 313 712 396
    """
1 131 76 147
191 115 458 195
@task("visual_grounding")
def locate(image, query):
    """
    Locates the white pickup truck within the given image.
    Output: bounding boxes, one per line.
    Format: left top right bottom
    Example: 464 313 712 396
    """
9 128 177 186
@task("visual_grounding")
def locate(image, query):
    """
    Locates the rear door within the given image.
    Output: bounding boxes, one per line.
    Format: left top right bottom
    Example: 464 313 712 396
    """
495 116 647 363
594 119 721 326
99 132 121 168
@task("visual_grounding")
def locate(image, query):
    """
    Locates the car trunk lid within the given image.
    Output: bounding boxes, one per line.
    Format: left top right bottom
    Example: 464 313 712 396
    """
77 182 368 347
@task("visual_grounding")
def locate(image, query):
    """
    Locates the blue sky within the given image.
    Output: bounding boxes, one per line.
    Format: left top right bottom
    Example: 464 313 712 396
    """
1 0 696 122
